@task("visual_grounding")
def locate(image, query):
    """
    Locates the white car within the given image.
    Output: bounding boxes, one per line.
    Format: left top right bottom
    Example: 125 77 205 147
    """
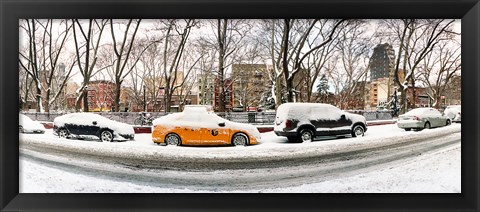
53 113 135 142
19 114 46 134
397 108 451 131
443 105 461 123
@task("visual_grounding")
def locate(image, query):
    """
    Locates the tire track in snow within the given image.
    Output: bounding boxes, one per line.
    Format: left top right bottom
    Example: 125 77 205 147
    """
20 132 460 191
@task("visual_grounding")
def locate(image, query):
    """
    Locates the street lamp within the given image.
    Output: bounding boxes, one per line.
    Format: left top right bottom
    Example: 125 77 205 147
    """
159 86 166 114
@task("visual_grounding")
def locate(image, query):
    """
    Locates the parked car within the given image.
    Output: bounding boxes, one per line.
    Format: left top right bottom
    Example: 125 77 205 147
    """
443 105 461 123
19 114 46 134
151 109 261 146
53 113 135 142
397 107 451 131
273 103 368 143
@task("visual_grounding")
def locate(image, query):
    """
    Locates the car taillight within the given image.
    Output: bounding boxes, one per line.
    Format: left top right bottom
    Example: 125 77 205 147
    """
285 120 292 128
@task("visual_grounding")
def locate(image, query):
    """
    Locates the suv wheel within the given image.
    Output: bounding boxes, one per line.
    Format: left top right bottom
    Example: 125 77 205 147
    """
299 129 314 143
352 125 365 137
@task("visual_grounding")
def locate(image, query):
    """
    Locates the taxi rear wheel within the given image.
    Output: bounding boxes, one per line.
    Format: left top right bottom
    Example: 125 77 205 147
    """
232 133 249 146
165 133 181 146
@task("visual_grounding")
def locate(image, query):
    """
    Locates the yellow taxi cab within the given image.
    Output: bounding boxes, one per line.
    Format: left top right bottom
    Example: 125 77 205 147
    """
152 106 261 146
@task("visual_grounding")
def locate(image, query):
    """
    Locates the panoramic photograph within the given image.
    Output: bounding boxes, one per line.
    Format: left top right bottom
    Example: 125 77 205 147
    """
18 19 461 193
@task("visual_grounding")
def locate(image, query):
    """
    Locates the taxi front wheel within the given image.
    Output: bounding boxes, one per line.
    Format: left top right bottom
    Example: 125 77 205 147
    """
165 133 181 146
232 133 249 146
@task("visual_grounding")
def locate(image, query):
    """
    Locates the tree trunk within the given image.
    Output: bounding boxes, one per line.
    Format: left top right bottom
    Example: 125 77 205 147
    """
166 86 171 112
35 83 42 112
82 87 89 112
282 19 291 102
114 81 121 112
45 89 51 112
275 76 282 109
217 19 227 112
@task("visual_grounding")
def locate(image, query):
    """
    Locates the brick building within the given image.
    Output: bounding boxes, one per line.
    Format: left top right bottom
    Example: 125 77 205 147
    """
231 64 271 111
214 78 234 112
86 80 116 112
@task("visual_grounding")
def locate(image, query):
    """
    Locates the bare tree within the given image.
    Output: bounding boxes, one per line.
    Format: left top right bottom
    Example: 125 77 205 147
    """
155 19 201 112
72 19 109 112
109 19 143 112
418 40 461 108
127 37 160 111
19 19 75 112
195 39 217 106
333 20 370 109
203 19 251 112
382 19 456 113
302 20 343 103
261 19 347 105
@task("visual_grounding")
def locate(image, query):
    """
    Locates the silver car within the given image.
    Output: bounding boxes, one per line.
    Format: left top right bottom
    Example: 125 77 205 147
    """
19 114 46 134
397 108 451 131
443 105 461 123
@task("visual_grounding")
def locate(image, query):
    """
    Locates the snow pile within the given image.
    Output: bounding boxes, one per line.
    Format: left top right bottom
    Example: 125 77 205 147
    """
19 114 46 131
53 113 134 135
20 124 460 162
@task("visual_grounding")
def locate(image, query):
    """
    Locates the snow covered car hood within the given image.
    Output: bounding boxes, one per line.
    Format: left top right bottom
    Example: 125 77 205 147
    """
54 113 134 135
344 112 367 124
19 114 46 132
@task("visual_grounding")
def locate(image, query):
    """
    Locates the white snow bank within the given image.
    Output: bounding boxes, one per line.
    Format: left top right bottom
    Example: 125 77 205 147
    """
20 124 460 162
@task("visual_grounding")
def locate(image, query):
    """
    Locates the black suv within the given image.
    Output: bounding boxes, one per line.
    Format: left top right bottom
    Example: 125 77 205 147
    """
274 103 367 142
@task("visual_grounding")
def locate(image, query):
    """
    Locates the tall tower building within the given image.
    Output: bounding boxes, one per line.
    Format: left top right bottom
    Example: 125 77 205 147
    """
369 43 395 81
367 43 398 109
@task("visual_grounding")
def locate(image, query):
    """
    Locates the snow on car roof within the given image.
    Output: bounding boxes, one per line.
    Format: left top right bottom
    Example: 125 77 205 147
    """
404 108 440 117
446 105 461 109
19 114 45 130
152 112 261 138
276 102 342 121
183 105 213 114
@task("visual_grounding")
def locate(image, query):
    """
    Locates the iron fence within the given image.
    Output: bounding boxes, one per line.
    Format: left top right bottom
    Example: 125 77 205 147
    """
22 110 393 125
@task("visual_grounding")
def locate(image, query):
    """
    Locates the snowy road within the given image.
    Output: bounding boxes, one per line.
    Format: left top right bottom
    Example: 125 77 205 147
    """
20 124 461 192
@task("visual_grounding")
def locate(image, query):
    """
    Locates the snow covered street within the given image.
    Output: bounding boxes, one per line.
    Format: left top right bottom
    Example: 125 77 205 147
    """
19 123 461 193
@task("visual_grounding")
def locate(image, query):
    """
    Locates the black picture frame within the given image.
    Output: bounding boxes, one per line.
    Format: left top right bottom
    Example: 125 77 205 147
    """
1 0 479 211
